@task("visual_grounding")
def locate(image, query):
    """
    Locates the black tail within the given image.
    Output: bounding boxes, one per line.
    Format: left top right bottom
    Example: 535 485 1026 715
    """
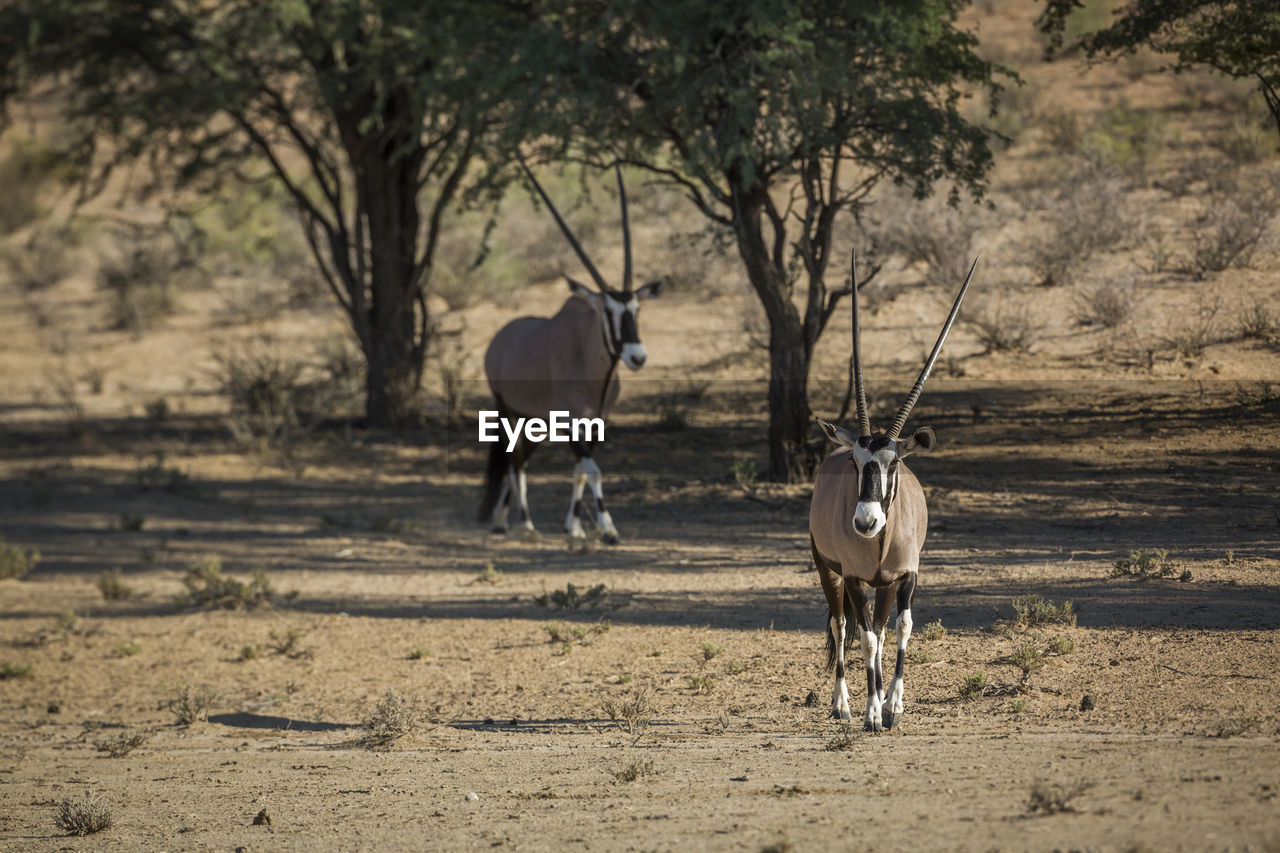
824 586 856 671
478 440 508 522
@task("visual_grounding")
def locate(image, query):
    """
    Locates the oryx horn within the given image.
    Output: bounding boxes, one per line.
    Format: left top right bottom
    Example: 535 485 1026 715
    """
885 254 981 440
851 249 870 437
516 151 609 292
615 160 632 293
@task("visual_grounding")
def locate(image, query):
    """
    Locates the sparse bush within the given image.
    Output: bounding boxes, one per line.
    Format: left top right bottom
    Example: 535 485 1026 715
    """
54 789 114 836
867 189 981 292
1037 107 1083 154
686 674 718 693
958 672 988 699
1011 595 1077 628
268 627 305 657
1112 549 1191 582
239 644 262 661
1080 101 1166 176
0 662 34 679
700 642 725 664
1073 278 1137 330
1047 636 1075 656
178 556 273 610
1010 642 1044 682
534 582 608 610
1027 780 1090 815
408 647 432 660
612 758 656 782
99 240 181 333
95 729 150 758
543 621 610 646
1238 299 1280 343
1009 699 1027 714
1160 296 1224 359
97 569 134 601
1188 192 1277 274
730 455 758 490
1212 118 1274 166
962 296 1045 354
116 641 141 657
169 684 217 725
825 722 860 751
601 687 653 737
1027 175 1132 288
5 230 74 291
361 690 417 748
0 538 40 579
474 563 503 584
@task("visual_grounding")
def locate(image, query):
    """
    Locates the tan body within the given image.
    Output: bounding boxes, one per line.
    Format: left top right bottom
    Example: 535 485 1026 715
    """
484 296 619 421
809 450 927 586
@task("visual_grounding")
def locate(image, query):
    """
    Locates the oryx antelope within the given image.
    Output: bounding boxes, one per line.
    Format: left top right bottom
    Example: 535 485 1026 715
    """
479 155 664 544
811 253 978 731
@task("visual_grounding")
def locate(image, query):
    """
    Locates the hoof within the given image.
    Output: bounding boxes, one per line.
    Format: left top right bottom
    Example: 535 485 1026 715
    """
490 525 507 535
863 718 883 733
602 532 620 546
881 708 901 730
831 708 852 722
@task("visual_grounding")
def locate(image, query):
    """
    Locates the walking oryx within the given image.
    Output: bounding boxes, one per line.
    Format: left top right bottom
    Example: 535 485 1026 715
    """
811 252 978 731
478 155 664 544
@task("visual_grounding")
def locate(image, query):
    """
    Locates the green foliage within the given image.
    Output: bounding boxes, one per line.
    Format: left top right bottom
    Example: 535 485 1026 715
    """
1010 594 1077 628
959 672 988 699
1112 549 1192 582
917 619 947 642
1080 101 1167 174
0 538 40 580
178 556 274 609
699 642 725 664
1010 642 1044 681
0 662 34 679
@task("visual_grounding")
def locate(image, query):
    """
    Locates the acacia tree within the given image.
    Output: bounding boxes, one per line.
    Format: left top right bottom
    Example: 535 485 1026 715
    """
0 0 526 426
533 0 1003 480
1041 0 1280 137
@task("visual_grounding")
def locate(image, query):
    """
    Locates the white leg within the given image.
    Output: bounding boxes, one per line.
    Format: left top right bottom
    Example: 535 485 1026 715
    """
876 626 887 703
563 460 588 539
883 609 912 730
582 458 619 545
490 476 511 532
513 468 535 533
830 615 852 721
860 625 883 732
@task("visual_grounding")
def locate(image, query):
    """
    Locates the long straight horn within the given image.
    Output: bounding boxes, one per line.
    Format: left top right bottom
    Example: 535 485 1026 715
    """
516 151 609 292
615 160 632 293
885 254 981 440
851 249 870 437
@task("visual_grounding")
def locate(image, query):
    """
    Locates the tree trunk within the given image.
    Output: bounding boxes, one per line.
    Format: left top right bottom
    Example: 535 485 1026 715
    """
734 197 814 481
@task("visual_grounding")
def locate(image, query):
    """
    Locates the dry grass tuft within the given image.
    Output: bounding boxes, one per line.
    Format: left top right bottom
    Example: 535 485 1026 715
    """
601 687 654 738
97 569 134 601
0 537 41 580
54 789 115 836
361 690 418 749
1027 780 1091 815
611 758 657 782
169 684 218 725
1011 594 1077 628
95 729 151 758
178 556 273 610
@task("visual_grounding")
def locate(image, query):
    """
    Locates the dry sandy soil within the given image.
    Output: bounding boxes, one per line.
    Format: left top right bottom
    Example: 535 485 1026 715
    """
3 2 1280 851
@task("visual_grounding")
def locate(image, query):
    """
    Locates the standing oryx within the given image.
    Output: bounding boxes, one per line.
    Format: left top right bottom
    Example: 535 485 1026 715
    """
479 155 664 544
811 252 978 731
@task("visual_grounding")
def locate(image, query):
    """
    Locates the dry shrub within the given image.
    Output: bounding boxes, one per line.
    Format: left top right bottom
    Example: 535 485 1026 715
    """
361 690 418 748
601 687 653 738
1238 299 1279 344
1026 174 1131 288
169 684 218 725
1037 106 1084 155
178 555 273 610
98 238 183 334
1080 101 1166 177
1011 594 1076 628
0 537 41 580
1027 780 1091 815
1188 191 1277 275
962 293 1046 354
1072 278 1137 330
612 758 656 782
1160 295 1224 358
95 728 150 758
866 189 982 292
4 230 75 291
96 569 134 601
54 789 114 836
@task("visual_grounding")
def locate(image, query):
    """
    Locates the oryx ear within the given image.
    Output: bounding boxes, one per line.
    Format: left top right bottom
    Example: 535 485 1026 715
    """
898 426 936 457
817 418 858 448
566 276 600 302
635 277 666 300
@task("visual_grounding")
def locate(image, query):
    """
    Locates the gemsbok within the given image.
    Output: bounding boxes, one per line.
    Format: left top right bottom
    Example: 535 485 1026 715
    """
478 155 664 544
811 253 978 731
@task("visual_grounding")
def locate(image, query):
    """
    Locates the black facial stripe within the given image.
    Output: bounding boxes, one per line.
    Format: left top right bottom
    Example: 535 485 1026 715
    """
860 462 883 503
618 308 638 344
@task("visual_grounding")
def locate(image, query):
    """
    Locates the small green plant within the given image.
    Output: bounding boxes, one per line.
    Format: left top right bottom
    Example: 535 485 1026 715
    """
601 687 653 737
97 569 134 601
268 627 305 657
408 647 432 660
1112 549 1189 582
169 684 217 725
95 729 150 758
617 673 633 684
0 538 40 580
116 641 142 657
361 690 418 748
239 644 262 661
958 673 988 699
686 674 718 693
730 455 758 490
1009 699 1027 714
542 621 610 645
916 619 946 642
1011 594 1077 628
700 642 725 664
54 789 114 836
1047 636 1075 656
474 562 504 584
1010 642 1044 682
534 582 608 610
0 662 34 679
725 661 747 676
178 556 273 609
612 758 656 782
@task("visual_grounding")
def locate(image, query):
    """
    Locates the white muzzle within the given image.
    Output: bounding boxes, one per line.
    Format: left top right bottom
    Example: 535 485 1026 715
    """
852 501 885 538
620 343 647 370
